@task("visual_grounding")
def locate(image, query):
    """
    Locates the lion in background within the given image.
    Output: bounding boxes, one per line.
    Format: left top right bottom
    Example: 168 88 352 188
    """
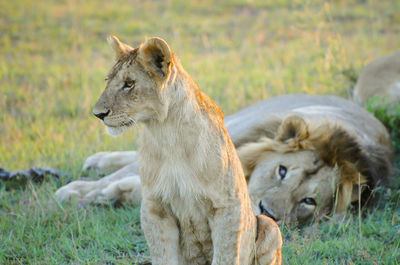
57 94 393 227
353 51 400 106
230 95 393 225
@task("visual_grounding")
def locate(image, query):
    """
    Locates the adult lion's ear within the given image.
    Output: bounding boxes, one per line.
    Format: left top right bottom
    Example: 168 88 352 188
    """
138 37 172 79
275 115 309 149
107 35 134 60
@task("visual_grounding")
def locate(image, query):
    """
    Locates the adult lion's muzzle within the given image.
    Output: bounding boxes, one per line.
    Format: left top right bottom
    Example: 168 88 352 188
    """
259 200 279 222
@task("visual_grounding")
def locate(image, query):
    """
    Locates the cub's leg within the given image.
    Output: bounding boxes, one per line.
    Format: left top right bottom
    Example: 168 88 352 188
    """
141 197 181 265
254 215 282 265
83 151 138 174
210 205 255 265
55 163 139 203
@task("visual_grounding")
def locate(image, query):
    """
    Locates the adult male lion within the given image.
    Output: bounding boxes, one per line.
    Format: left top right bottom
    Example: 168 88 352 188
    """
84 35 282 265
57 94 393 227
229 95 393 226
353 51 400 105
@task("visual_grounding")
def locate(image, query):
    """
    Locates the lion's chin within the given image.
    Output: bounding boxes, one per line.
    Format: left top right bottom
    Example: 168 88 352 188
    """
105 125 130 137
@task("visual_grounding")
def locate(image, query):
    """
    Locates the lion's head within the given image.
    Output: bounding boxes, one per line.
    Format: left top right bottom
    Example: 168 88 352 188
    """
238 115 392 226
93 36 174 135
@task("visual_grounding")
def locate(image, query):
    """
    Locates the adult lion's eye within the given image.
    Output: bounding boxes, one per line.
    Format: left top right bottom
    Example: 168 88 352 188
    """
122 80 136 90
278 165 287 179
302 197 316 206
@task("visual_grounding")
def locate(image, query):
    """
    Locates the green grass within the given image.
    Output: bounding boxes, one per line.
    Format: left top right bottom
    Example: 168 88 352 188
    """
367 95 400 156
0 182 149 264
1 0 399 264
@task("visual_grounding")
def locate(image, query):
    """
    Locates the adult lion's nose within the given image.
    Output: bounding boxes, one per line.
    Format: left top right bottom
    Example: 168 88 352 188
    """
93 110 110 120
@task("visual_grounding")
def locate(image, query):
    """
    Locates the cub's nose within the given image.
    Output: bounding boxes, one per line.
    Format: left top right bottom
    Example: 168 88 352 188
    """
93 110 110 120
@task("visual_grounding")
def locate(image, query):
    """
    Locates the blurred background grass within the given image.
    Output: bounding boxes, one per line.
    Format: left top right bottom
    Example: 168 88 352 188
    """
1 0 399 264
1 0 399 171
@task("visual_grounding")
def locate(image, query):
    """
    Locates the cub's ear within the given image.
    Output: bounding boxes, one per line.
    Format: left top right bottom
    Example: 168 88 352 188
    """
138 37 172 79
275 115 309 149
107 35 134 60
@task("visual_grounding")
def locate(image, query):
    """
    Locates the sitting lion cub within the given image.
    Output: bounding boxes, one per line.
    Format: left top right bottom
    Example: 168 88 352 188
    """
92 35 282 265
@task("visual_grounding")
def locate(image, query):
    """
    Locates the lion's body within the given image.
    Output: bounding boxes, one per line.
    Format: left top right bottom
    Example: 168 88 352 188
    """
57 94 392 226
353 51 400 105
231 95 392 225
73 36 282 265
56 94 392 226
227 94 391 149
136 71 259 265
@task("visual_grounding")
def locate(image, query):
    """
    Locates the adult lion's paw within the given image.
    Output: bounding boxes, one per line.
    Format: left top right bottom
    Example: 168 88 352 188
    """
55 180 105 203
97 175 142 205
83 151 138 173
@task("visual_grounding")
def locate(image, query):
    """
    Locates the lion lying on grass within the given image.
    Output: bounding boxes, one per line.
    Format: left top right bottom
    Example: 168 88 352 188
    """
231 95 393 226
83 35 282 264
353 51 400 105
57 94 393 227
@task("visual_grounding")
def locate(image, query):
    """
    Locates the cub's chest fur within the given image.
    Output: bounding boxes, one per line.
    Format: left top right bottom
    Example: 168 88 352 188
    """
139 120 225 202
168 195 212 223
140 144 222 203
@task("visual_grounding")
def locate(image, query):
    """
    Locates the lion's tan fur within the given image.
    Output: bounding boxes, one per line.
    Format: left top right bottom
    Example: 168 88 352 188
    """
237 111 392 225
88 36 282 265
353 51 400 105
56 94 392 227
238 117 369 217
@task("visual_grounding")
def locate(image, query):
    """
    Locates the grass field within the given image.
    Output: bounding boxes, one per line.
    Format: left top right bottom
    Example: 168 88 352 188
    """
1 0 399 264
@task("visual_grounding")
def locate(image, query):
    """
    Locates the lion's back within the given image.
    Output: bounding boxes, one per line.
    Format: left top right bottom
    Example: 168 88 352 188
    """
226 94 391 150
353 51 400 105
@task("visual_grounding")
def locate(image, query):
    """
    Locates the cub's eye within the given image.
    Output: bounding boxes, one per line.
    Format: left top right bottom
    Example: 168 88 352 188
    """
278 165 287 179
122 80 135 90
302 198 316 206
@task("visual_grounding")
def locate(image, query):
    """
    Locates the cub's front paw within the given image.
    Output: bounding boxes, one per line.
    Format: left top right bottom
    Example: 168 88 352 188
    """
255 215 283 265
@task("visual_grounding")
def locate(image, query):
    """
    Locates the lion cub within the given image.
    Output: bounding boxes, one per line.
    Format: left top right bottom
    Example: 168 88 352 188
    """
93 35 282 265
